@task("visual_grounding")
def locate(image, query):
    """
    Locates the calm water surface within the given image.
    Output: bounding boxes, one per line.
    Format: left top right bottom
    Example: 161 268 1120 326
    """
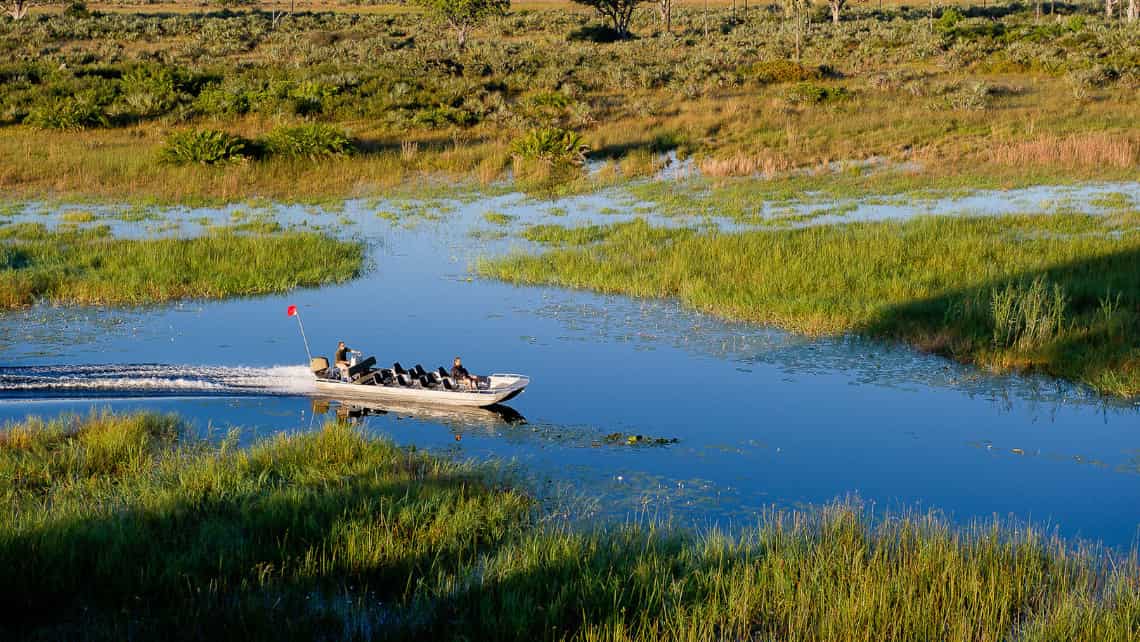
1 185 1138 546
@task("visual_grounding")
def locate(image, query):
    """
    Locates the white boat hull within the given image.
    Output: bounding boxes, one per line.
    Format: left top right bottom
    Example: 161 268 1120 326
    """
313 373 529 408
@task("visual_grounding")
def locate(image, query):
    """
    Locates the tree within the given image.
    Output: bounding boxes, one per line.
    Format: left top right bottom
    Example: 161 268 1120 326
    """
782 0 812 61
573 0 646 39
657 0 673 32
415 0 510 50
2 0 41 19
1128 0 1137 22
827 0 847 25
1106 0 1117 19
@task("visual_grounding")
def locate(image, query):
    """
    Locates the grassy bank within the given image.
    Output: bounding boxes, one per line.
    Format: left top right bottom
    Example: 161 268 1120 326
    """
481 213 1140 396
1 5 1137 202
0 223 363 309
1 411 1137 640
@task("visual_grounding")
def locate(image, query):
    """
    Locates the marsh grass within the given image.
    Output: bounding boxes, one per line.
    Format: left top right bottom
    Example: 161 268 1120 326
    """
1 9 1137 203
0 225 363 309
1 411 1137 641
482 214 1140 395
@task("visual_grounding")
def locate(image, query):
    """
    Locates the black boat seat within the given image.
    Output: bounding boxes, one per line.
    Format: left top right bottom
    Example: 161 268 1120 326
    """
413 364 428 377
396 373 413 387
442 377 456 390
419 375 436 387
393 362 408 375
437 367 449 380
348 356 376 379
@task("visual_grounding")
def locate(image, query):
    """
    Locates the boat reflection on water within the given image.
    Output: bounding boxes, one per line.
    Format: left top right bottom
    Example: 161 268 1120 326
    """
311 396 526 431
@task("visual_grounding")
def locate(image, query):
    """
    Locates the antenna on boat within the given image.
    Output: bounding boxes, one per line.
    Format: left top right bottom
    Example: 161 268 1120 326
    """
286 304 313 364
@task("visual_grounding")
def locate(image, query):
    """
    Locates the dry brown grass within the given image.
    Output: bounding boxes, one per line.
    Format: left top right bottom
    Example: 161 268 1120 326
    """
988 132 1140 170
698 151 793 177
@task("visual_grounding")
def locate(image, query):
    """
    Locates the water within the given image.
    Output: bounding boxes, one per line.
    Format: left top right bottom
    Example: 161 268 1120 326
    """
2 184 1138 547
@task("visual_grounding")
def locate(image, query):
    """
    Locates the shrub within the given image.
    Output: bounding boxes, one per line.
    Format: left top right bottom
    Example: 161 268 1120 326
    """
193 86 252 117
120 66 184 118
63 1 90 18
783 82 851 105
412 104 479 127
509 127 589 166
24 98 107 130
158 129 248 165
261 124 353 159
741 60 824 84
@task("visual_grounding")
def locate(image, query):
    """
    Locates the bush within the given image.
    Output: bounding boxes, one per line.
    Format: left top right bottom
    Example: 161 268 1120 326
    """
158 129 248 165
261 124 353 159
63 1 90 18
24 98 107 130
741 60 824 85
510 127 589 166
783 82 851 105
120 67 182 118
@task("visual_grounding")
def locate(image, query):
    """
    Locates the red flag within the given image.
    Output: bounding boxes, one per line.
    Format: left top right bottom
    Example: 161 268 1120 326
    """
286 305 297 317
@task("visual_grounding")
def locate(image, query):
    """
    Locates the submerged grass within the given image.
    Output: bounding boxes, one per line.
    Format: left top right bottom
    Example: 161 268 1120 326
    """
481 214 1140 396
0 225 363 309
1 411 1137 641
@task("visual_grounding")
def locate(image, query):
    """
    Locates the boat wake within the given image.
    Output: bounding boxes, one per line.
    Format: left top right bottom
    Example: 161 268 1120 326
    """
0 364 315 399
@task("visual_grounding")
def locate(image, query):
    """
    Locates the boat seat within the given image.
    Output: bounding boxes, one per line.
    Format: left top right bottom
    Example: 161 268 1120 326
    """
354 371 382 385
396 373 414 387
393 362 408 375
413 364 428 378
419 375 436 387
437 367 449 380
442 377 456 390
348 356 376 379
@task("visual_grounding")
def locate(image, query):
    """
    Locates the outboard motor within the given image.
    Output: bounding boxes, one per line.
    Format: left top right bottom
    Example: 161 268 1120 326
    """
310 357 330 374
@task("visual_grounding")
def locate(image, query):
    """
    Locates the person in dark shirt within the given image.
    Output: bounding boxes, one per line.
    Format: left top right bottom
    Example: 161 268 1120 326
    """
335 341 352 379
450 356 479 389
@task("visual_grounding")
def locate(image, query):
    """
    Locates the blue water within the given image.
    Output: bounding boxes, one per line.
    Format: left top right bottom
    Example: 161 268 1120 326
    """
1 186 1138 547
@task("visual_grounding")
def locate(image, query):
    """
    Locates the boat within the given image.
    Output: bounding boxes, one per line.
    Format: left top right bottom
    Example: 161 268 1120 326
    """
308 354 529 408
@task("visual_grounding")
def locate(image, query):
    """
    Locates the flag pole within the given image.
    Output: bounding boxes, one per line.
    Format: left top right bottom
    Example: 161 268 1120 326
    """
290 306 313 363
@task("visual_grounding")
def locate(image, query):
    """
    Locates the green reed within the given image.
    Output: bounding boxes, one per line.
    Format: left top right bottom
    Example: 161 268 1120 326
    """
481 213 1140 396
0 225 363 309
1 411 1136 641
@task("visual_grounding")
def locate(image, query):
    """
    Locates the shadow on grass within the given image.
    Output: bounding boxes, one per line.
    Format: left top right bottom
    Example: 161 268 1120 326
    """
0 467 521 639
858 246 1140 393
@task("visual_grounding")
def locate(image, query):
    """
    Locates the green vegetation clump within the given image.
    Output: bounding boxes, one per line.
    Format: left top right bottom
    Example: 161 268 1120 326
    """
261 123 354 160
158 129 248 165
741 59 826 84
0 225 362 309
482 215 1140 396
1 411 1137 641
482 211 515 225
23 97 108 130
510 127 589 167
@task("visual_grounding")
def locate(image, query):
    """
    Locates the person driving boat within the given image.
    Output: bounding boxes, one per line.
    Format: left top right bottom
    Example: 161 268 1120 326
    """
334 341 353 379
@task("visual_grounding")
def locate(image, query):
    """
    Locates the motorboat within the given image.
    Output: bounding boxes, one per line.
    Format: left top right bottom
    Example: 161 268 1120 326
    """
308 353 529 408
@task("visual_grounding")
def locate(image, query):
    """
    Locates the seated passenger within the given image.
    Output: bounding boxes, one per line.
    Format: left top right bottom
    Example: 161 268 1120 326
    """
335 341 353 379
450 356 481 389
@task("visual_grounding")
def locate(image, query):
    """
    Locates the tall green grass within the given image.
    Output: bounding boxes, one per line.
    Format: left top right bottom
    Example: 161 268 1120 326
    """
1 412 1136 640
0 225 363 309
481 214 1140 396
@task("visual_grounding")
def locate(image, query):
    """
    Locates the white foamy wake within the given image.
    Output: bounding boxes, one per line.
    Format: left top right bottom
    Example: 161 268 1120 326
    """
0 364 316 398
